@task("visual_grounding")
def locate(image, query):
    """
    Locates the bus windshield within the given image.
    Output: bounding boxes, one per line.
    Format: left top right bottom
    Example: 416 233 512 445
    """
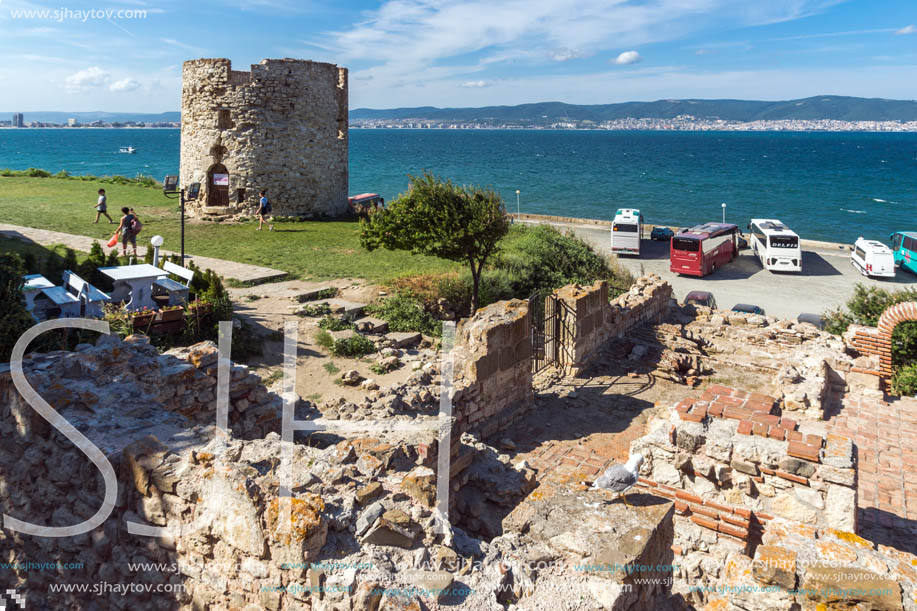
770 235 798 249
673 237 700 252
614 223 638 233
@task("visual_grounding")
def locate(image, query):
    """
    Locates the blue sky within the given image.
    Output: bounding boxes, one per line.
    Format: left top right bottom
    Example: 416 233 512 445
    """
0 0 914 112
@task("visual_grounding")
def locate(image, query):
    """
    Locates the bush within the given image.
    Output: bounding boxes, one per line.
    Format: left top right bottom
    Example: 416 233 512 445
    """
329 334 376 358
892 363 917 397
299 303 332 317
314 329 334 350
365 292 442 337
823 283 917 367
317 316 354 331
0 253 36 362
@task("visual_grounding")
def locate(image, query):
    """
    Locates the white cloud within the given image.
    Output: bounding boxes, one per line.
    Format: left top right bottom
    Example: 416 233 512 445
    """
549 48 588 62
322 0 841 93
896 25 915 35
64 66 110 93
613 50 642 65
460 80 490 88
110 78 141 92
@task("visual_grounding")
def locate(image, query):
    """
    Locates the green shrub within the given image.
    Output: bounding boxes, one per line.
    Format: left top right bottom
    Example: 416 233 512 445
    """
299 303 332 317
370 360 398 375
314 329 334 350
323 361 340 375
330 334 376 358
824 283 917 367
365 292 441 337
0 253 36 362
317 316 354 331
892 363 917 397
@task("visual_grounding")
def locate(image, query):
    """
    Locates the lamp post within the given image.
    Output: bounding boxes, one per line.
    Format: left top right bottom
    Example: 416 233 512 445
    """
150 235 164 267
721 202 727 224
163 176 200 264
515 190 521 217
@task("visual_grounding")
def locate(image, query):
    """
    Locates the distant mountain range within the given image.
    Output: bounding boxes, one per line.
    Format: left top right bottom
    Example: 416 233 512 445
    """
350 96 917 123
3 111 181 123
8 96 917 126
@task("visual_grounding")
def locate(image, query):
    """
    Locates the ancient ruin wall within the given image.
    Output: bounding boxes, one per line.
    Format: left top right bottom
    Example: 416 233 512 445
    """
554 275 672 372
180 58 348 217
452 299 533 441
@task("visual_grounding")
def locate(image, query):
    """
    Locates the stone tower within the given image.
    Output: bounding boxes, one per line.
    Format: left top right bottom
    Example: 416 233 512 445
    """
180 58 348 217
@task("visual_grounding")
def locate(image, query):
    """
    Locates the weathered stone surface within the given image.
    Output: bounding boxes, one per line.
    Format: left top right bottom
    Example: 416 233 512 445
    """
770 492 818 524
181 58 348 218
752 545 797 590
362 509 419 548
778 456 816 478
401 466 436 508
356 482 384 506
801 565 902 610
824 484 857 532
404 569 454 601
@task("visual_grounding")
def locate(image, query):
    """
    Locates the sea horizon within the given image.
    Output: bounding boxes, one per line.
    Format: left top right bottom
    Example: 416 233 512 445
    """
1 127 914 245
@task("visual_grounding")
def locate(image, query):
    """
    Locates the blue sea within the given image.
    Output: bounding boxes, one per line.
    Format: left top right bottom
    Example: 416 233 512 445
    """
1 128 914 244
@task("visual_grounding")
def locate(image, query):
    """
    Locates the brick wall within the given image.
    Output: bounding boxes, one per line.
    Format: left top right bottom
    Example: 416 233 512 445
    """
631 385 857 551
844 301 917 386
553 274 672 373
451 299 533 441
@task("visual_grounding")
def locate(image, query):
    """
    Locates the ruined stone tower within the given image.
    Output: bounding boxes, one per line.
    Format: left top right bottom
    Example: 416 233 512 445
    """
180 58 348 217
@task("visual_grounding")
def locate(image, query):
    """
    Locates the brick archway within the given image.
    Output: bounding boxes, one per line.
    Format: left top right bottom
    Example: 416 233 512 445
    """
876 302 917 379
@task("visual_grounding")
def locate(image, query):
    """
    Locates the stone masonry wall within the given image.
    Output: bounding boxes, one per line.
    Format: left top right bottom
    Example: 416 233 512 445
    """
180 58 348 217
630 385 857 552
553 274 672 372
451 299 533 442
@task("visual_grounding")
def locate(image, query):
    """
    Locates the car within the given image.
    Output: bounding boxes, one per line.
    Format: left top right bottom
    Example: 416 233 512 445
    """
684 290 717 309
797 313 826 329
732 303 765 315
651 226 674 241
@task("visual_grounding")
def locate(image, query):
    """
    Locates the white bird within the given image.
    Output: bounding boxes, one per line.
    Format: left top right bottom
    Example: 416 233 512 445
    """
590 454 644 506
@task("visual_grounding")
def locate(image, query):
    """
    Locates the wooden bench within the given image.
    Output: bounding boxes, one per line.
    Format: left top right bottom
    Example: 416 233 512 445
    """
153 261 194 306
63 270 111 318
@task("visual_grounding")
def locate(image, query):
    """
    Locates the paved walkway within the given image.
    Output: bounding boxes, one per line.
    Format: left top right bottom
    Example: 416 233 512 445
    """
0 223 286 284
825 393 917 553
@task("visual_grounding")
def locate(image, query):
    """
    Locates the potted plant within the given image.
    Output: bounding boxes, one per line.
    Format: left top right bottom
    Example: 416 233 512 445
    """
187 299 213 316
131 306 156 330
159 304 185 322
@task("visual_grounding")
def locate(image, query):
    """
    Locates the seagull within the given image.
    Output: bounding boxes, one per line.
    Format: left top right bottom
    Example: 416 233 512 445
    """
589 454 644 506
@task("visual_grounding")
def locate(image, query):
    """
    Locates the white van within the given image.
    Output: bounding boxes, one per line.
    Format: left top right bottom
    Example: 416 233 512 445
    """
851 237 895 278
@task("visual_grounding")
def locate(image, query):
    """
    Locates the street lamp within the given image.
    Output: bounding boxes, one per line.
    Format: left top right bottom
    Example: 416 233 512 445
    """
150 235 164 267
163 176 201 264
516 190 521 217
721 202 727 224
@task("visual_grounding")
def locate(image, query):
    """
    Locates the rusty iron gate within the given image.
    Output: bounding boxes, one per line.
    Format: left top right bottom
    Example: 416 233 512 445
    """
529 291 559 373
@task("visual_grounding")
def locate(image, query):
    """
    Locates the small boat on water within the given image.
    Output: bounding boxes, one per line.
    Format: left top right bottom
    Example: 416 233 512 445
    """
119 146 137 154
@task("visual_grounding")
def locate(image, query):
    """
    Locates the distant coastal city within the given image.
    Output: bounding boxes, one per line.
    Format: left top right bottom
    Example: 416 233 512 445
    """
350 115 917 131
2 113 178 128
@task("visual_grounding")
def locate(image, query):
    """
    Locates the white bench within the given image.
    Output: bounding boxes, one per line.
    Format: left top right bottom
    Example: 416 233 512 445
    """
63 270 111 318
153 261 194 306
32 286 81 320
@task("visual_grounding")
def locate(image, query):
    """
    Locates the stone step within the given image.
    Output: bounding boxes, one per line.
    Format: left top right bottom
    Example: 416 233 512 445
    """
329 329 358 341
202 206 233 215
385 331 422 348
293 286 338 303
320 298 367 321
354 316 389 334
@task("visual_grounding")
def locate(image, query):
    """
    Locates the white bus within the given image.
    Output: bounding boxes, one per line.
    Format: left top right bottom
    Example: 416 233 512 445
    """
611 208 643 256
748 219 802 272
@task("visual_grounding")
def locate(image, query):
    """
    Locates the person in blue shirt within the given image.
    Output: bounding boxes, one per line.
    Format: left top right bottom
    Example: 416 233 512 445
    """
257 189 273 231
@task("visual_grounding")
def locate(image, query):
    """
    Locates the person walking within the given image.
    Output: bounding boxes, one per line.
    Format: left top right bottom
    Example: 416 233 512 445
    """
256 189 273 231
114 206 139 257
94 189 114 224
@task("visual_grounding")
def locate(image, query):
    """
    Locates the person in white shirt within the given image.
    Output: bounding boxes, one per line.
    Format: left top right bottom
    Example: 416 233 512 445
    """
94 188 114 224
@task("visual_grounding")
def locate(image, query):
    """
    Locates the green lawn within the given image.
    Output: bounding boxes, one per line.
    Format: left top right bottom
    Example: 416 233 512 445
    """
0 176 459 282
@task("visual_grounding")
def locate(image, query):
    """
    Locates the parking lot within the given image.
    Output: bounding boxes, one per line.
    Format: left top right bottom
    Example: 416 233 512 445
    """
522 219 917 320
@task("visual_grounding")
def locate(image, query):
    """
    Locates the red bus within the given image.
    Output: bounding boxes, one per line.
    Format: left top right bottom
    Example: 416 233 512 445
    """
669 223 739 277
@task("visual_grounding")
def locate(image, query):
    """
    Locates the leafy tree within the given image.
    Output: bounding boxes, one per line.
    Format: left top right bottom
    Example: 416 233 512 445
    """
0 253 35 362
360 172 509 315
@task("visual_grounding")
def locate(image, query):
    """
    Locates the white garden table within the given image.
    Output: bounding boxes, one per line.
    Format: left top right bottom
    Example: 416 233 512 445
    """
99 264 166 312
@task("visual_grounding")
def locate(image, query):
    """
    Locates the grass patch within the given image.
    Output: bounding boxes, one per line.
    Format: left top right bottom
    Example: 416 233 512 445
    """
0 175 459 282
322 361 340 375
262 369 284 385
315 329 334 351
305 392 322 402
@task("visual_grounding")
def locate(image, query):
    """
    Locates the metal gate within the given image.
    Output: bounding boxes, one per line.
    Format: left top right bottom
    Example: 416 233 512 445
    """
529 291 559 373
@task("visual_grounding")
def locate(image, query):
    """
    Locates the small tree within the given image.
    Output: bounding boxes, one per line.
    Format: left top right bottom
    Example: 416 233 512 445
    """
0 253 35 362
361 172 510 315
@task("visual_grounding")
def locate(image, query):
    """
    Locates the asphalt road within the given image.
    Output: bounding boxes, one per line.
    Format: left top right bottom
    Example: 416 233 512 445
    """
521 220 917 320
